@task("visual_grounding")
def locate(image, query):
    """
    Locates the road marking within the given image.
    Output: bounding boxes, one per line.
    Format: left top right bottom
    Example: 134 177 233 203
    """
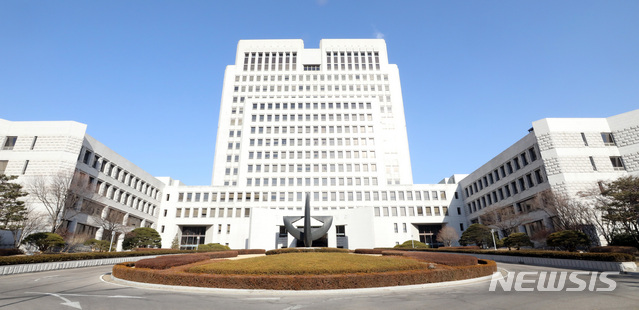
25 292 81 309
62 293 145 299
283 305 304 310
34 275 60 282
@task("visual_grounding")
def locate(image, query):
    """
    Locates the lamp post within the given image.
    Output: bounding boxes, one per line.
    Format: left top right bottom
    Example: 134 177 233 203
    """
196 236 200 251
411 234 414 248
490 229 497 250
108 230 116 252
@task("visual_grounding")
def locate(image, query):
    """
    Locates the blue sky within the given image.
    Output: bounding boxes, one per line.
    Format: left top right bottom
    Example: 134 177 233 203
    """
1 1 638 185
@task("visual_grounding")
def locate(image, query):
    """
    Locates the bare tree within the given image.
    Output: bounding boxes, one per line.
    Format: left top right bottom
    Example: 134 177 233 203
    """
480 206 530 237
577 188 624 245
13 206 47 247
532 189 606 246
26 171 90 233
436 225 459 247
92 208 131 241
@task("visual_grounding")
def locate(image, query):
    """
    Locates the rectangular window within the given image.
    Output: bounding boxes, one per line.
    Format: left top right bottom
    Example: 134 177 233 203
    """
21 160 29 174
610 156 625 171
3 136 17 150
534 169 544 184
589 156 597 171
601 132 616 146
0 160 8 175
581 133 588 146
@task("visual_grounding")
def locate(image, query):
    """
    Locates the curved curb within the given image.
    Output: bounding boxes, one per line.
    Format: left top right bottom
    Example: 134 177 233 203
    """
104 271 499 296
0 255 160 276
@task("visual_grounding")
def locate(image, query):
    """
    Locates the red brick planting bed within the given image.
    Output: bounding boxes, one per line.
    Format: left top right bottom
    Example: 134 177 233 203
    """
112 255 496 290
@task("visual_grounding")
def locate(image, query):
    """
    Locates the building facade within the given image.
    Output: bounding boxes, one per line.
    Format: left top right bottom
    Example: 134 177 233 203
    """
0 119 163 250
157 39 467 250
459 109 639 244
1 39 638 250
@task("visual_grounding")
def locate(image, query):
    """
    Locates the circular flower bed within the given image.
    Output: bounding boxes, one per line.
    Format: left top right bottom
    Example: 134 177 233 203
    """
112 250 496 290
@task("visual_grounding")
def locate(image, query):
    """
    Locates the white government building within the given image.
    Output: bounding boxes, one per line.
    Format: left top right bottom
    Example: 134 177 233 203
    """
1 39 638 250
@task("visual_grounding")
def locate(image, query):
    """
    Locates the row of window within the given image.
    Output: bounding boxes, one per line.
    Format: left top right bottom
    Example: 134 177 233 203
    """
252 102 374 111
247 150 376 161
246 177 379 188
246 138 375 148
234 73 388 83
80 147 160 200
232 94 393 104
467 169 545 214
465 146 539 198
248 126 374 136
243 51 297 71
173 207 251 219
246 163 377 173
235 83 389 93
251 114 374 123
375 206 453 217
92 180 158 216
174 190 450 203
325 51 380 71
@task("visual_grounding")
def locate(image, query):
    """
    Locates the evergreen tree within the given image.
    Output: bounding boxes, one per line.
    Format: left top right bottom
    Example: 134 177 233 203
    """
459 224 495 248
0 175 29 247
122 227 162 250
600 176 639 246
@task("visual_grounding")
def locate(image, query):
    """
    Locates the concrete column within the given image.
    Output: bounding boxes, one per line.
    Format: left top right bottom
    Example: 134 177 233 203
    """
67 220 77 234
95 227 104 240
116 213 130 251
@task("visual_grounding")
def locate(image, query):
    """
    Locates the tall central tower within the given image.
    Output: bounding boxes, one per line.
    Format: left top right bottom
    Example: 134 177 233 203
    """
211 39 413 190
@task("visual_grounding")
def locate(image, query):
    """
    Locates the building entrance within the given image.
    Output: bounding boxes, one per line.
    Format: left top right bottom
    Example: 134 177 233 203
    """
416 224 442 247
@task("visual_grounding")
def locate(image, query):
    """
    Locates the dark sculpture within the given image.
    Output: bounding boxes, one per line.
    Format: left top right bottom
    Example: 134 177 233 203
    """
283 193 333 247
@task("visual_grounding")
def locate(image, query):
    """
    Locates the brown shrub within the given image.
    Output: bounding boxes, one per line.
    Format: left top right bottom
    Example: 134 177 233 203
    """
112 259 496 290
381 250 478 266
354 249 384 254
235 249 266 255
0 248 23 256
135 251 238 270
590 246 637 255
131 248 173 252
442 246 481 250
265 247 350 255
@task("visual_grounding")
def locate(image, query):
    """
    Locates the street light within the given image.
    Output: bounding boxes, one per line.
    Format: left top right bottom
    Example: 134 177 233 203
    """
108 230 116 252
490 229 497 250
411 234 414 248
196 236 200 251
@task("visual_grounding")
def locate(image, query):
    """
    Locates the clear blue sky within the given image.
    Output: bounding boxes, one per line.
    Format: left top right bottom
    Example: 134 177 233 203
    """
1 1 637 185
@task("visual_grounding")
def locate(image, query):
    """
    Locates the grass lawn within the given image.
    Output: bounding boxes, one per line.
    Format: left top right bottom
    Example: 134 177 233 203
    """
188 252 430 275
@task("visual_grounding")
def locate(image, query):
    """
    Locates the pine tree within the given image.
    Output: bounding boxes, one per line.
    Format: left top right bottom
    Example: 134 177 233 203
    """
0 175 29 247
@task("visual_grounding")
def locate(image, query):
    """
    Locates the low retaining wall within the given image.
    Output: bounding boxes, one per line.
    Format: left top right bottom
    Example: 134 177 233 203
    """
446 252 636 272
0 255 159 276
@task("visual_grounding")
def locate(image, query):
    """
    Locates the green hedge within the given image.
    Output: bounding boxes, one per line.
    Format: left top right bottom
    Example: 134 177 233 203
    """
384 248 634 262
265 247 350 255
0 248 248 266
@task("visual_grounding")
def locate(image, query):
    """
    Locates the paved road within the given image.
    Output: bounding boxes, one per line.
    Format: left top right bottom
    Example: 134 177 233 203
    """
0 263 637 310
